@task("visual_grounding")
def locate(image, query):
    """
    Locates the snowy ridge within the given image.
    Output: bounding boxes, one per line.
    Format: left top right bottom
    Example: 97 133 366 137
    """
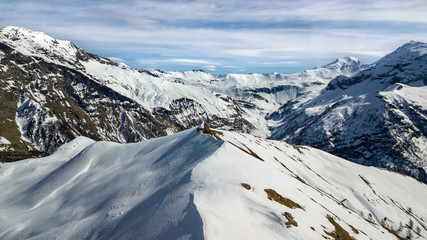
0 127 426 239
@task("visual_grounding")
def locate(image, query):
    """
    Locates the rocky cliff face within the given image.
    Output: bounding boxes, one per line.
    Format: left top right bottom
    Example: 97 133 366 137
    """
270 41 427 182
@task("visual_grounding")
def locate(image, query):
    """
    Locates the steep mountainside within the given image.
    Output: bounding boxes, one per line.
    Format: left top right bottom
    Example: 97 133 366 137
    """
0 126 426 239
0 26 363 161
270 41 427 182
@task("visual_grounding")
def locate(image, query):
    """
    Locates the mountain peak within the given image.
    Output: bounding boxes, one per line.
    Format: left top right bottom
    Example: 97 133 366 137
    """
0 26 80 66
322 56 360 68
401 40 426 49
315 56 366 77
0 26 115 68
1 25 34 34
393 40 427 56
0 26 70 47
375 41 427 67
326 41 427 91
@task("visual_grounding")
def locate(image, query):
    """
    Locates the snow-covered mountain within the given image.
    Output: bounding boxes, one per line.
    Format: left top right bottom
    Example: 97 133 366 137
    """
0 126 426 239
0 26 364 161
270 41 427 182
1 26 426 183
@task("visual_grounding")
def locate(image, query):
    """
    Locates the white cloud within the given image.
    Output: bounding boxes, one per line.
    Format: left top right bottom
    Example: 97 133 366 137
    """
167 59 220 66
90 0 427 24
203 65 217 71
261 61 299 65
339 50 391 57
2 0 427 73
167 59 220 71
107 57 125 63
136 58 220 71
223 65 244 68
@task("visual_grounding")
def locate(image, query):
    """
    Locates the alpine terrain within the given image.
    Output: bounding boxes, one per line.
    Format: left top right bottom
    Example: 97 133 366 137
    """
0 25 426 183
0 126 426 239
0 26 364 160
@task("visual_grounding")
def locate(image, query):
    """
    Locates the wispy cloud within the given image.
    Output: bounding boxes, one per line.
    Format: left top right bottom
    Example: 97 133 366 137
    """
137 58 221 72
261 61 299 65
107 57 125 63
1 0 426 73
167 59 220 66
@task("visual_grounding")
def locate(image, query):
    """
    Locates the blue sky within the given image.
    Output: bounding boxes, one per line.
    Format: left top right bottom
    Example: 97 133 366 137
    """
1 0 427 74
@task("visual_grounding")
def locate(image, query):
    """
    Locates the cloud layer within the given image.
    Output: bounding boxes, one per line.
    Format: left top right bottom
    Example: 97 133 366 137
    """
1 0 426 73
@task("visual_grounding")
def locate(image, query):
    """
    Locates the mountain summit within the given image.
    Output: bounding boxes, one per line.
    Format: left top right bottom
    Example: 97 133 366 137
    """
0 26 113 68
321 56 365 75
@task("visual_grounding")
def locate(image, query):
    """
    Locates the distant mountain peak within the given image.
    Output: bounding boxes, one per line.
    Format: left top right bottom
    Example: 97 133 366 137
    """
322 56 360 69
314 56 367 78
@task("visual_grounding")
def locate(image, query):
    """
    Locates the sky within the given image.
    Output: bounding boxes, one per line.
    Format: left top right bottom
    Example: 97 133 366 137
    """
1 0 427 74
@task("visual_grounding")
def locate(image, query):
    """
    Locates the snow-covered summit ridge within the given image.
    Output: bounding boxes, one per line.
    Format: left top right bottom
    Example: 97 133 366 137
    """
0 127 426 239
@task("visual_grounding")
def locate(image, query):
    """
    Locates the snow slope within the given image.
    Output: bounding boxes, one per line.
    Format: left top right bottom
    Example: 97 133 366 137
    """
0 127 426 239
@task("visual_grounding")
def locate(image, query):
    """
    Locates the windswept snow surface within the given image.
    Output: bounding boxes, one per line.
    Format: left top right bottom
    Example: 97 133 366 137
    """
0 128 426 240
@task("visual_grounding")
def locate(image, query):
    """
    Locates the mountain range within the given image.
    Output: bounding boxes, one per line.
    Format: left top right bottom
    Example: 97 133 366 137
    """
0 26 426 183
